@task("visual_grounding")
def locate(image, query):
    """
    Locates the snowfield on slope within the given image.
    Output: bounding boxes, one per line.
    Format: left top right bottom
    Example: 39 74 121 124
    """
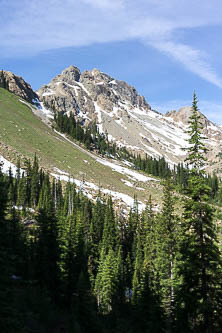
51 171 146 212
96 158 158 182
53 129 158 183
0 155 24 176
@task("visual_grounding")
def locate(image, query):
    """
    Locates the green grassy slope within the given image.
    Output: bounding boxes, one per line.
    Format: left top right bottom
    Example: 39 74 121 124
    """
0 88 163 206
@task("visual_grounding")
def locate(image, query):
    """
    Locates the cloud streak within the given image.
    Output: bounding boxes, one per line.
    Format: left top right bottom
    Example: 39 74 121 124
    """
81 0 125 10
1 0 222 88
150 41 222 89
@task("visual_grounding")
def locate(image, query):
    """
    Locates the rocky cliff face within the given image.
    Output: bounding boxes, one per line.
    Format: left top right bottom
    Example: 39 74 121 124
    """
0 70 38 104
165 106 222 141
37 65 151 122
36 65 222 170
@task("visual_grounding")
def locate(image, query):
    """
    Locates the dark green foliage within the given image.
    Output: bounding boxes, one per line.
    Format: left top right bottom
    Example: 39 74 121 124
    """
54 110 174 179
134 154 171 178
175 93 222 332
153 181 179 331
0 162 7 219
54 108 221 201
0 91 222 332
0 163 27 331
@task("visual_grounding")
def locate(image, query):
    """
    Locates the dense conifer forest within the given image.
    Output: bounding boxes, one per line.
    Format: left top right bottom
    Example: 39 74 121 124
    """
0 94 222 332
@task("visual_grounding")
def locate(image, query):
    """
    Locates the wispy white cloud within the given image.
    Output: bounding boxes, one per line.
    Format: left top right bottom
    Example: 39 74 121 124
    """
1 0 222 88
81 0 125 10
149 41 222 89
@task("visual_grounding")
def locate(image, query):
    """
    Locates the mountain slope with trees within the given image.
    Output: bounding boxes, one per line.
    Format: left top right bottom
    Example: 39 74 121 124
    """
0 87 163 210
37 65 222 173
0 94 222 332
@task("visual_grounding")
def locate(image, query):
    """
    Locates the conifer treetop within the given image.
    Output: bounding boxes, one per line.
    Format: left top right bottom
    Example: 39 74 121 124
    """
185 92 208 174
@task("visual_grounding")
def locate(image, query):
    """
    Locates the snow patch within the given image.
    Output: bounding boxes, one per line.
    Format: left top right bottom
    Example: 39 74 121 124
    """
102 188 146 212
94 102 103 133
109 80 117 85
121 179 134 187
38 102 54 119
122 160 134 167
14 206 35 213
32 98 41 106
0 155 24 177
53 167 69 176
62 81 80 96
42 89 55 97
75 82 90 96
96 158 158 182
207 123 220 132
50 173 146 212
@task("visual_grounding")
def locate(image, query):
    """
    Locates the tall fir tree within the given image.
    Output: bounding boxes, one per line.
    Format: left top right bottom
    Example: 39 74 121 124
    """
176 93 222 332
154 180 179 331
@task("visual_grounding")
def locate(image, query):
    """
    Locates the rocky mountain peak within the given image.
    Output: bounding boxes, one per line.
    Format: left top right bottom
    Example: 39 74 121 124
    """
0 70 38 103
166 107 193 124
37 65 152 120
61 65 81 82
165 106 211 129
36 65 222 170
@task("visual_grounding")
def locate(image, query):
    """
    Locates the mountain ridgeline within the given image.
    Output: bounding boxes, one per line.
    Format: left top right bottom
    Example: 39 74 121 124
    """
36 65 222 173
1 92 222 332
1 68 222 332
2 65 222 173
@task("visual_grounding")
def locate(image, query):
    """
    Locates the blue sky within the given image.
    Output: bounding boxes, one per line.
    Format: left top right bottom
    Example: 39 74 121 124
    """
1 0 222 123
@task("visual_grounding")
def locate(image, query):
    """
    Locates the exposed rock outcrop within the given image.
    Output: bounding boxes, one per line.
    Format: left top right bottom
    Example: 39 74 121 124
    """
37 65 222 169
0 70 38 103
37 65 151 122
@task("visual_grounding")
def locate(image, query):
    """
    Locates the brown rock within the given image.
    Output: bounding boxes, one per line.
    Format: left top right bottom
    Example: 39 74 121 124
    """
0 70 38 103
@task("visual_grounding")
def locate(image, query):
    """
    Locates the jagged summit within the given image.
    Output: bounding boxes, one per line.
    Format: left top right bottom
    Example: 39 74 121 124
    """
61 65 81 82
0 70 38 103
166 107 193 125
165 106 210 125
1 66 221 172
37 65 151 117
36 65 222 168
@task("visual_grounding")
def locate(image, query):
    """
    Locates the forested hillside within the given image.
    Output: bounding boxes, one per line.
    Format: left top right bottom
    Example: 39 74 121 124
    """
1 94 222 332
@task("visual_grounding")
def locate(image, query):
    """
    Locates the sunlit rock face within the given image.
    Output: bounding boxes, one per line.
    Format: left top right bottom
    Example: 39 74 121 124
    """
0 70 38 103
37 65 222 171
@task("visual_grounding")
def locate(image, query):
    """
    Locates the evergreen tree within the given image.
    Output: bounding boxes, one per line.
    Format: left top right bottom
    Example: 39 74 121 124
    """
17 172 26 209
143 196 156 289
30 154 40 207
154 181 179 330
7 166 16 208
101 196 117 252
88 193 105 284
35 176 60 301
0 163 25 331
176 93 222 332
132 234 144 304
95 247 122 314
0 161 7 226
62 211 86 307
